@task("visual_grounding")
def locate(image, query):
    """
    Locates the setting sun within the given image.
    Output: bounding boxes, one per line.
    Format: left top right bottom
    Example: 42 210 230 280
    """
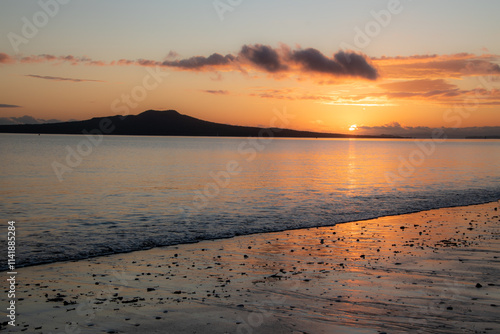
349 124 358 131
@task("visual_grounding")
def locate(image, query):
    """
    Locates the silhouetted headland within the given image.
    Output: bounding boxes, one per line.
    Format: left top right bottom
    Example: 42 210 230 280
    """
0 109 403 138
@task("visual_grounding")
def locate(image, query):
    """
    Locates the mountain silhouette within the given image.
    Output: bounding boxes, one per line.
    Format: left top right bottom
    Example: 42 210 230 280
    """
0 109 399 138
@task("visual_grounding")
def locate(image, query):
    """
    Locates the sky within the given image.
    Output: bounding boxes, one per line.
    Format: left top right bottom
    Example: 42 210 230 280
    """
0 0 499 135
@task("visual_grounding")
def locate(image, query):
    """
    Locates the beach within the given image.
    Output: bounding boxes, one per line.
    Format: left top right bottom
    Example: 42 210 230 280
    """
2 201 500 333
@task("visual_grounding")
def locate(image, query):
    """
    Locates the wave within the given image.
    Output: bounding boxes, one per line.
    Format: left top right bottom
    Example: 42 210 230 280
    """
2 187 499 271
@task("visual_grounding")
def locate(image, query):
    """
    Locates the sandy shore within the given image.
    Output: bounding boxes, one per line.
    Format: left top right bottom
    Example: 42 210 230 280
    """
2 201 500 333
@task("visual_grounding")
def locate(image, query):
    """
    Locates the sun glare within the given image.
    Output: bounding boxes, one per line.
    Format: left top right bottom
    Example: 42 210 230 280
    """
349 124 358 131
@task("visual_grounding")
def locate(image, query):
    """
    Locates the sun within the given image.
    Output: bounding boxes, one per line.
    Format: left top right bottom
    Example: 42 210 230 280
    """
349 124 358 131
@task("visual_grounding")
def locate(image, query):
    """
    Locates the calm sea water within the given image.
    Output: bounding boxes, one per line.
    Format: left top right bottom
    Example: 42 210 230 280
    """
1 134 499 270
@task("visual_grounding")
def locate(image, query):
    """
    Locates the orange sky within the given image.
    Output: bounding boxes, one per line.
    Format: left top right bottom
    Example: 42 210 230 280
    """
1 1 499 135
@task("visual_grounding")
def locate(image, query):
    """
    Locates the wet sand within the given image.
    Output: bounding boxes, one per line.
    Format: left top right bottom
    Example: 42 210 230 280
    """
2 201 500 333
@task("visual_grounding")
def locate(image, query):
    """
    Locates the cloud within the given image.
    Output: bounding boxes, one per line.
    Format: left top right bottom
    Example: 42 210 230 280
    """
375 78 464 101
202 90 229 95
324 75 500 107
210 72 223 81
2 44 379 81
322 89 497 107
236 45 378 79
374 53 500 79
248 87 397 106
291 48 342 73
239 44 287 73
161 53 235 70
0 53 14 64
0 115 63 125
356 123 500 138
5 49 498 87
0 104 21 108
379 79 455 92
25 74 105 82
246 73 500 107
15 54 107 66
249 88 298 100
164 51 179 60
334 51 379 80
290 49 378 80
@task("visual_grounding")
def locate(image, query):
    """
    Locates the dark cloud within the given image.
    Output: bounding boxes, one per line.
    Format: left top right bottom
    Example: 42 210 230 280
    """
239 44 287 73
13 115 41 124
0 46 378 81
165 51 179 60
0 116 40 125
162 53 235 69
465 59 500 74
136 59 159 67
334 51 379 80
357 123 500 138
0 115 63 125
4 50 498 83
0 104 21 108
291 49 378 80
26 75 105 82
202 90 229 95
236 45 378 79
291 48 343 74
0 118 18 125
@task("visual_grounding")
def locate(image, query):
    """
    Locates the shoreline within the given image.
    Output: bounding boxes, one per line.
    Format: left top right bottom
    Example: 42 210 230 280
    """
4 198 500 273
2 201 500 333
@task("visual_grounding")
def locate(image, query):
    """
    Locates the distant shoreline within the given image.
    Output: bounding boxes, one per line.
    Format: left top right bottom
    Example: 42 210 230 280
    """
0 131 407 139
0 109 406 139
2 110 498 139
4 132 500 139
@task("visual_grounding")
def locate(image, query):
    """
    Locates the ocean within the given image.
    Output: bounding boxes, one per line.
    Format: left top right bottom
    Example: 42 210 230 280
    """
1 133 499 270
